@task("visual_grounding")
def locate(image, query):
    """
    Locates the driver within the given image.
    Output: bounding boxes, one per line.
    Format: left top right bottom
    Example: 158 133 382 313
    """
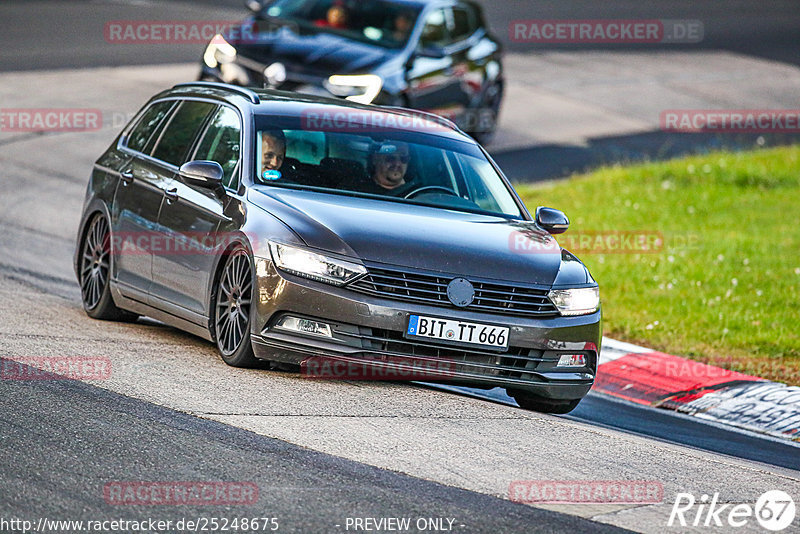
365 141 414 194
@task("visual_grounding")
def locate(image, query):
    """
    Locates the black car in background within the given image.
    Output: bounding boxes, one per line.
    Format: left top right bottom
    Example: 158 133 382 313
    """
75 83 600 414
199 0 504 142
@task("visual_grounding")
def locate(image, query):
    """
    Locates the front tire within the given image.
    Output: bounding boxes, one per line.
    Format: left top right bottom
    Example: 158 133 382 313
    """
213 246 259 368
79 214 138 322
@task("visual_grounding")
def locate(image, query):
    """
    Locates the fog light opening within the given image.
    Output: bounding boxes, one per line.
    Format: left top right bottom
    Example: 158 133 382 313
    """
276 316 333 338
557 354 586 367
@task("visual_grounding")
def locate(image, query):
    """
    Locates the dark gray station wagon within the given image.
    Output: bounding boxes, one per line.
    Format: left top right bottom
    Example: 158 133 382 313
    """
75 82 600 413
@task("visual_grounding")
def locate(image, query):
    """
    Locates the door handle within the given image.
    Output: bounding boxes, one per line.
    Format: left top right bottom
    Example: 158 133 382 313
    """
120 169 134 185
164 187 178 203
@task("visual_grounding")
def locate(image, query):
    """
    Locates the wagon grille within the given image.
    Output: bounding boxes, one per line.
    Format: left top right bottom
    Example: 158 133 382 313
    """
349 265 559 317
334 326 550 380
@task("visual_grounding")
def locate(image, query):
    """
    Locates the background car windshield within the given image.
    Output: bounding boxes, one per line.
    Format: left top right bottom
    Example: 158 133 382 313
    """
264 0 421 48
254 125 523 219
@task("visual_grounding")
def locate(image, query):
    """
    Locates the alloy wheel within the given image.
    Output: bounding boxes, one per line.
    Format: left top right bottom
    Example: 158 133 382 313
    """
215 249 253 356
80 215 111 310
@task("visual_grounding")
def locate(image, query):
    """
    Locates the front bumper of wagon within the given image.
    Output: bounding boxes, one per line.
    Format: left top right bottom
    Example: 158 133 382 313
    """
250 259 601 401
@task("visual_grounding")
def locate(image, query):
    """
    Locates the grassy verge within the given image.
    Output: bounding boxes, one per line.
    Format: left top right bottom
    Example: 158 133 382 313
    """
515 145 800 385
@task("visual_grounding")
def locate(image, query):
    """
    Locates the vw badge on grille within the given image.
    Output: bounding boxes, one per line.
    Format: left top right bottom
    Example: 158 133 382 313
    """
447 278 474 307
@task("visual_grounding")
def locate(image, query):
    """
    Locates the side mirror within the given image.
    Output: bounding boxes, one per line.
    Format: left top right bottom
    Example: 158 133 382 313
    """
245 0 263 14
179 161 225 194
535 206 569 234
416 45 447 59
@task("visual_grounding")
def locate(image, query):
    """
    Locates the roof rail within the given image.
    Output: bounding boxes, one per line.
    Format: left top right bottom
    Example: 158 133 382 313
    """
381 106 458 131
172 82 260 105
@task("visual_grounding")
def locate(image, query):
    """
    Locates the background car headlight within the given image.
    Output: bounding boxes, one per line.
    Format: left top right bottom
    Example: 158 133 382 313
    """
203 34 237 69
268 242 366 286
324 74 383 104
548 287 600 316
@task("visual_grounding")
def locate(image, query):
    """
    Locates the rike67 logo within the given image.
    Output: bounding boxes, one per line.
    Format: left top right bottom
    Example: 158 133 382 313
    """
668 490 796 531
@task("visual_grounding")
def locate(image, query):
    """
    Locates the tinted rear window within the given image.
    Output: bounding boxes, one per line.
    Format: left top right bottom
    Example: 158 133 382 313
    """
194 106 242 188
151 101 216 166
126 101 174 153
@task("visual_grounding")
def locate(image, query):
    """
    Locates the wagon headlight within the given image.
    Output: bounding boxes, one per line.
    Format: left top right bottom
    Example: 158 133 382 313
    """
548 287 600 316
324 74 383 104
268 242 366 286
203 34 237 69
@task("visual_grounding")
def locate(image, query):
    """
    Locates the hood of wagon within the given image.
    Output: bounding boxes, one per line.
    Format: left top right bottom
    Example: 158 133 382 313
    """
249 187 570 286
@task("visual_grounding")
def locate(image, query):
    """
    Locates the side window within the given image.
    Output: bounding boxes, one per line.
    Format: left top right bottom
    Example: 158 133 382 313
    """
420 9 450 48
283 130 326 165
151 101 216 166
194 106 241 188
451 6 476 41
126 101 174 153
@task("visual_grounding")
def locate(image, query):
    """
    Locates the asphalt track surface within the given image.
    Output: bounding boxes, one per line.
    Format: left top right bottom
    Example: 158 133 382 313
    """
1 364 624 533
2 2 800 532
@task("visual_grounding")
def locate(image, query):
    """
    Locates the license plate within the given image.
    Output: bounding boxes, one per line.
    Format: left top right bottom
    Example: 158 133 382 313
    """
406 315 509 349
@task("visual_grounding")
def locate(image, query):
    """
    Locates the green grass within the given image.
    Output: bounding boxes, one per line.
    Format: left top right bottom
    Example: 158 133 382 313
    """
515 146 800 385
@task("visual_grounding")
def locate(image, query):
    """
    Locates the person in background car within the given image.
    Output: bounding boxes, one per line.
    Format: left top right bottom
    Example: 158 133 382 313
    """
392 11 414 42
316 4 349 30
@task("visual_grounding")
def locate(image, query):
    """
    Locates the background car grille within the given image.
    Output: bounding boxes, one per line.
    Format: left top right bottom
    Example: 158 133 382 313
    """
349 266 559 317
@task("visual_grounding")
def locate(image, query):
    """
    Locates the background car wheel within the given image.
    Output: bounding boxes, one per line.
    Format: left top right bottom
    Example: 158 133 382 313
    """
79 214 138 322
213 246 259 368
510 391 581 414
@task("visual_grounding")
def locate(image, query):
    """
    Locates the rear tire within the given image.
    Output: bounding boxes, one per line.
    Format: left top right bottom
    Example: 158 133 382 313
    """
213 246 259 368
79 214 138 322
511 391 581 414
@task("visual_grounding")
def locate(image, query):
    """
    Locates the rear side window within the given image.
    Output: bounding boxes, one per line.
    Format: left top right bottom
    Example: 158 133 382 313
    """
194 106 241 188
126 101 174 153
283 130 326 165
420 9 450 47
151 101 216 166
451 6 477 41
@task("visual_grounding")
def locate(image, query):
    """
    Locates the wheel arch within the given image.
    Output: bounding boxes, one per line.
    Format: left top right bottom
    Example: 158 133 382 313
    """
74 200 114 281
206 234 256 342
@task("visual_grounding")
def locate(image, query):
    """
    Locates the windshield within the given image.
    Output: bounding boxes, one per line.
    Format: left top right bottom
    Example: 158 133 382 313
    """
263 0 421 48
253 116 524 219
